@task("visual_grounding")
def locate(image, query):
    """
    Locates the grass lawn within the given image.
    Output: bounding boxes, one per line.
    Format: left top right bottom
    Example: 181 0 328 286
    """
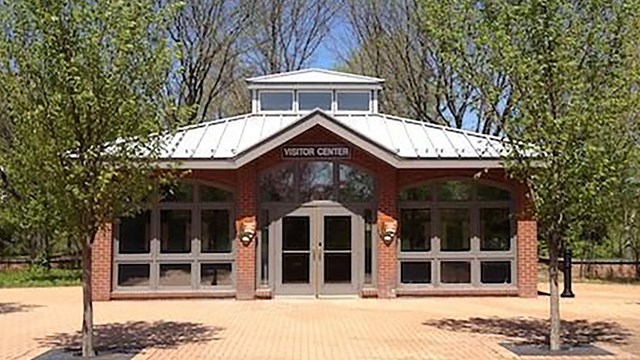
0 267 81 288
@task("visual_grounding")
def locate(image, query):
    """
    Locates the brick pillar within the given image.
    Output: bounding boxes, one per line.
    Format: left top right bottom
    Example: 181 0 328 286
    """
377 166 397 298
92 224 113 301
235 164 257 300
517 220 538 297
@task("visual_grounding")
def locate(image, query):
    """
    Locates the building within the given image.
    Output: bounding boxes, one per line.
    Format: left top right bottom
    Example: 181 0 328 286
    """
91 69 538 301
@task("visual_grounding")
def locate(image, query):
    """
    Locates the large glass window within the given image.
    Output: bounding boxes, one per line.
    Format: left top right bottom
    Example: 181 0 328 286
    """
337 91 370 111
400 209 431 252
338 164 374 202
298 91 332 111
299 161 334 201
161 210 192 253
440 209 470 251
118 211 151 254
480 208 511 251
398 180 514 288
201 210 231 253
114 182 234 291
260 164 295 202
260 91 293 111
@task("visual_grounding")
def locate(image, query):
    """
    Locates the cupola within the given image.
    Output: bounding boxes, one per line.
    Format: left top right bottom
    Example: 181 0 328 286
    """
246 68 384 114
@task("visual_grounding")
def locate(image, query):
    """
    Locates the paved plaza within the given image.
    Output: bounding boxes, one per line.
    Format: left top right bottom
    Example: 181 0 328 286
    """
0 283 639 360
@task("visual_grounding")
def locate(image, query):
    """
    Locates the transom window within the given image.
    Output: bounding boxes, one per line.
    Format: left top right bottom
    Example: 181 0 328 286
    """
398 180 514 288
114 181 235 291
259 161 375 203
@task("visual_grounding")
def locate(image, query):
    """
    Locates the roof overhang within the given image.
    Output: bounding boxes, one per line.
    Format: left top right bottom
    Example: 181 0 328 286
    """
158 110 504 170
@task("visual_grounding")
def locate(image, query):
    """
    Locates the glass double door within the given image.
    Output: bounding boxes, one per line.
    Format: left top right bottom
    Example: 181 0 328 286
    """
275 207 360 296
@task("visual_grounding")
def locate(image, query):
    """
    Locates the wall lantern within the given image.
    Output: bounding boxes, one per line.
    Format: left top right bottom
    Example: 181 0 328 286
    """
377 212 397 245
236 216 257 246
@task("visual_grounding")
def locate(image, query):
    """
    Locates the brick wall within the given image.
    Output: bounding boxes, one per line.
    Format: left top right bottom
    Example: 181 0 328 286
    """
517 220 538 297
91 224 113 301
234 164 257 300
376 165 398 298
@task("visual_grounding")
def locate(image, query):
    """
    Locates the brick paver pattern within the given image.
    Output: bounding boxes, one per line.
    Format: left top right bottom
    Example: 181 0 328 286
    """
0 283 639 360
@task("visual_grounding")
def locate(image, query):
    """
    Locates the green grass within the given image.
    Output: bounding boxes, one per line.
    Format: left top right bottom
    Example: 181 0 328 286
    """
0 267 81 288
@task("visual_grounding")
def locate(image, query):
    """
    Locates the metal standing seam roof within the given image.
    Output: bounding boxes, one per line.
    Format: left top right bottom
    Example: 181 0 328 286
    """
159 110 509 161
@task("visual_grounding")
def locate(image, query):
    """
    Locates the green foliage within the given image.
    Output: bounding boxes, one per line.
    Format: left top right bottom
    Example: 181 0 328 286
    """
0 266 81 288
0 0 183 246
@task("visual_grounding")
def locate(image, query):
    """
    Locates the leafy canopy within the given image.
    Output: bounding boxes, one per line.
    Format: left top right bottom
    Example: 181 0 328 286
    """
0 0 182 242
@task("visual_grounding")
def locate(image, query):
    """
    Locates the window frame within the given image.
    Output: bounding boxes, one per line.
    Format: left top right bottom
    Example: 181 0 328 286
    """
397 179 517 289
113 181 236 293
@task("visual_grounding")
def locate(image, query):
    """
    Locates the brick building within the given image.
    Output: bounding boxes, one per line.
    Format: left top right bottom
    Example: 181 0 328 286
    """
92 69 537 301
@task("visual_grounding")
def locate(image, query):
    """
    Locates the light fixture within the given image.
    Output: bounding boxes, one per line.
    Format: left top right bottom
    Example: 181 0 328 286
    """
236 216 257 246
377 212 397 245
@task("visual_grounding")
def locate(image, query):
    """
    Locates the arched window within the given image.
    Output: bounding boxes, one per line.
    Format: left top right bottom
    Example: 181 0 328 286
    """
398 180 514 288
258 161 375 203
114 181 235 292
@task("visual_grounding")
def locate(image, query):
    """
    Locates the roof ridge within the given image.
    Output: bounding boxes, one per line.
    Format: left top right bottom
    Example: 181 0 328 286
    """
246 68 384 83
376 113 506 141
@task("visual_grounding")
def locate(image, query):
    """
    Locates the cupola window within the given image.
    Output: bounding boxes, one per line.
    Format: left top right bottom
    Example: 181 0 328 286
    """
260 91 293 111
337 91 370 111
298 91 332 111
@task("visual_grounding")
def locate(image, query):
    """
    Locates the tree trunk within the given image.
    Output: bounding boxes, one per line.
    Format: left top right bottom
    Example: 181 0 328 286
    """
81 236 95 357
548 241 561 351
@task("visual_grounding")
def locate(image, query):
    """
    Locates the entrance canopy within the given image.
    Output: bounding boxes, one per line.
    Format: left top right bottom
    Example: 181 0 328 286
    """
159 110 509 169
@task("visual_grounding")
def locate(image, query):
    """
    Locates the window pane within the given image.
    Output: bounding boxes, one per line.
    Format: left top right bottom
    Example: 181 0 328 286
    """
337 92 369 111
481 261 512 284
480 208 511 251
117 264 150 287
160 182 193 202
477 185 511 201
201 210 231 253
159 264 191 287
338 164 374 202
299 161 334 201
437 181 471 201
200 185 233 202
118 211 151 254
401 262 431 284
201 263 233 286
282 254 310 283
283 216 310 251
440 209 470 251
161 210 192 253
260 92 293 111
400 209 431 252
324 253 351 283
324 216 351 251
259 164 295 202
399 185 431 201
299 92 331 111
441 261 471 283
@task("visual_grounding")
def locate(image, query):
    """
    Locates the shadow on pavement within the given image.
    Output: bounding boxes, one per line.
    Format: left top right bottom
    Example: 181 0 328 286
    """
37 320 222 353
0 302 42 314
423 317 630 346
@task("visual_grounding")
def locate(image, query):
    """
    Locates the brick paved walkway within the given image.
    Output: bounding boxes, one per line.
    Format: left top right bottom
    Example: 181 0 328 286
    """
0 283 638 360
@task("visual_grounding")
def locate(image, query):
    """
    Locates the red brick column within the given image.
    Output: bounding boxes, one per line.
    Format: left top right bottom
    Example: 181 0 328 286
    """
377 166 397 298
517 220 538 297
92 224 113 301
235 164 257 300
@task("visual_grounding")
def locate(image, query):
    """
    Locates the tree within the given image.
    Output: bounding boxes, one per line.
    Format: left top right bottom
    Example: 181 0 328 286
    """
245 0 340 75
341 0 515 134
166 0 254 122
444 0 640 351
0 0 180 356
